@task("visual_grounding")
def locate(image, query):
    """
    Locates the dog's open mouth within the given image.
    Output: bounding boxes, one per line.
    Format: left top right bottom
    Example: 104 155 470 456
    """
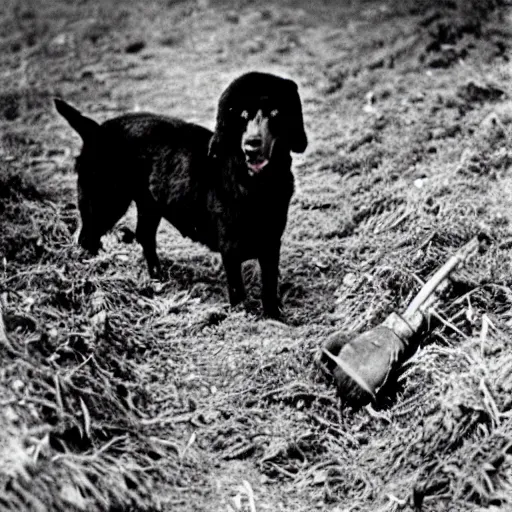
246 158 269 176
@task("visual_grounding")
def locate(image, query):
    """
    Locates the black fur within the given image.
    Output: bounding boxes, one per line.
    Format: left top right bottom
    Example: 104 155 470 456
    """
55 72 307 318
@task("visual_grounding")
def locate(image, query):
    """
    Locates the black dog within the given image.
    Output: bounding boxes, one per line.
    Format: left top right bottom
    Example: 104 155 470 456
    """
55 72 307 318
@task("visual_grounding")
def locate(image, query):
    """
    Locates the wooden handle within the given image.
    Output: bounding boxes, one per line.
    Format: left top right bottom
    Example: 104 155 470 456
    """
404 237 479 317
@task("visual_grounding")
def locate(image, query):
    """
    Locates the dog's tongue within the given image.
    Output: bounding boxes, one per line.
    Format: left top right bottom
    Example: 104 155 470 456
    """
247 159 269 174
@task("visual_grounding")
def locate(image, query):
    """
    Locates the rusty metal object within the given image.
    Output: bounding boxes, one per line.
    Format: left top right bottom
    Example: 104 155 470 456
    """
322 237 479 406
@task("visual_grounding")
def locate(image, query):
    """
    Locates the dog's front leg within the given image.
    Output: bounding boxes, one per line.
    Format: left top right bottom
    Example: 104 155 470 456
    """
221 250 246 307
259 242 282 319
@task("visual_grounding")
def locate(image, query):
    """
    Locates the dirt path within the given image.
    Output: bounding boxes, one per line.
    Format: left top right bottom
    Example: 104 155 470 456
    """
3 1 512 511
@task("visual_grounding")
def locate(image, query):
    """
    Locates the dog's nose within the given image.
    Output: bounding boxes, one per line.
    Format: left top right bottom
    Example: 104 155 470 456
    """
244 137 262 150
243 138 263 160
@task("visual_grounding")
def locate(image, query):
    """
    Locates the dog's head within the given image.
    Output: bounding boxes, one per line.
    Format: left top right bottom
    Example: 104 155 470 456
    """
54 99 106 255
75 151 115 256
55 99 133 256
208 72 307 176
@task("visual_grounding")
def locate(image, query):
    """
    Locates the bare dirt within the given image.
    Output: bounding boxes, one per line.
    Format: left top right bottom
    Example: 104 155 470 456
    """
2 1 512 511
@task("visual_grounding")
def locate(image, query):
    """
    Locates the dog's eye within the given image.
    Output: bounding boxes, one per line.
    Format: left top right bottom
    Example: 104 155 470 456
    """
270 109 279 118
240 110 249 119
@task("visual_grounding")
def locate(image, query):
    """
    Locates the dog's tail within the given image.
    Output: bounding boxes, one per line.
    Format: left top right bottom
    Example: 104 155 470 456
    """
54 98 99 142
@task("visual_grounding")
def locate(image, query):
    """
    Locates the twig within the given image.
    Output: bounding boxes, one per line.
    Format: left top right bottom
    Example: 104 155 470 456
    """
265 461 297 479
479 378 500 428
480 314 495 357
54 375 64 415
0 300 9 347
179 432 196 460
429 309 468 340
148 436 181 455
365 403 391 423
64 354 93 378
52 435 127 462
243 480 257 512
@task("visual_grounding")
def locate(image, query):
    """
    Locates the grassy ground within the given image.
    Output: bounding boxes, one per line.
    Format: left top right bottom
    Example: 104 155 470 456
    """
2 0 512 511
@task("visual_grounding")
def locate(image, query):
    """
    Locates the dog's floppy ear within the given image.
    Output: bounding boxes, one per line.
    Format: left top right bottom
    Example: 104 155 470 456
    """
208 131 221 159
208 91 230 159
285 80 307 153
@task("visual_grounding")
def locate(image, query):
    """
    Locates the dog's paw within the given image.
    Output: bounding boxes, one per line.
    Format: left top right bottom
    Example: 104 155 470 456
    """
263 304 284 322
148 264 163 281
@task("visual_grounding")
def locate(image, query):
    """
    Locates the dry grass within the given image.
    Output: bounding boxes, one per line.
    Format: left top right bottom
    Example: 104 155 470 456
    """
1 0 512 511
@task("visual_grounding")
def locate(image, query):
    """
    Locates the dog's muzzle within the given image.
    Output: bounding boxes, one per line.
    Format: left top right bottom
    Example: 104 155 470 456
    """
243 138 271 176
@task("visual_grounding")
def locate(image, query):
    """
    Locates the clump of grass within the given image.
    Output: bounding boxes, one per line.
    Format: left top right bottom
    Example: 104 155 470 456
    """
0 158 172 510
415 0 510 67
0 224 183 510
0 162 42 203
0 88 55 122
408 0 506 22
0 157 52 262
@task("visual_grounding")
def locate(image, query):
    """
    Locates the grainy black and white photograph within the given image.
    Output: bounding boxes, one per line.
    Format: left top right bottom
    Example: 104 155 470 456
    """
1 0 512 510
